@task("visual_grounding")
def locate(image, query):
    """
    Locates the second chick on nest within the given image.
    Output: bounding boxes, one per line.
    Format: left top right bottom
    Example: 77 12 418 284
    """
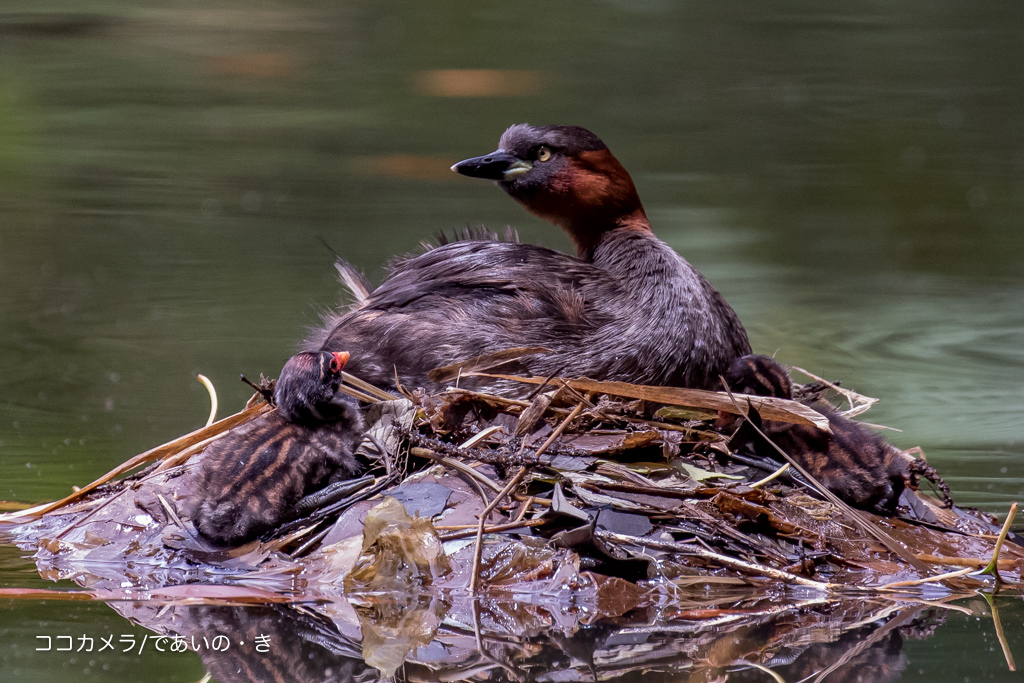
718 354 918 515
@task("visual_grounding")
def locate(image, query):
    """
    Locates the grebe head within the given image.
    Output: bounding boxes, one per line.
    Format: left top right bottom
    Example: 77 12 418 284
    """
274 350 352 425
722 355 794 400
452 124 650 258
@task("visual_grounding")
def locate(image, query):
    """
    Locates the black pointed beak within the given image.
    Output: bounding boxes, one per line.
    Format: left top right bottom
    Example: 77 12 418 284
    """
450 151 533 181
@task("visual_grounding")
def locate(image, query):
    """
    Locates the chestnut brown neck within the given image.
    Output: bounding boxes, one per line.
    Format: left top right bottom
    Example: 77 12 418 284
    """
514 148 652 261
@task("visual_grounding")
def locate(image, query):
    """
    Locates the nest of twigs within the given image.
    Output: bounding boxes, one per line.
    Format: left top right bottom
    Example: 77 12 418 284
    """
1 365 1021 600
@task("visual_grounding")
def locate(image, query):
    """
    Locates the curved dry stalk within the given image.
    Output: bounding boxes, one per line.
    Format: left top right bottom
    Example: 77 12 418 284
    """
393 365 412 399
459 425 505 450
197 374 218 427
410 448 502 493
882 566 976 589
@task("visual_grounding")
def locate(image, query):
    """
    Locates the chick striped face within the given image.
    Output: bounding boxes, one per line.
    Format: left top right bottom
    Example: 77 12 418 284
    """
724 355 793 400
317 351 350 380
274 351 352 425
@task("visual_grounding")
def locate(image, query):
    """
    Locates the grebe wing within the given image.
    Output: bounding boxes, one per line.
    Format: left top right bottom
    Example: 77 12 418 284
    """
366 241 616 314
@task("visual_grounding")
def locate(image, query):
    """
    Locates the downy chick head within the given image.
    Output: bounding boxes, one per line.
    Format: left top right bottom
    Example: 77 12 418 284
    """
274 350 352 425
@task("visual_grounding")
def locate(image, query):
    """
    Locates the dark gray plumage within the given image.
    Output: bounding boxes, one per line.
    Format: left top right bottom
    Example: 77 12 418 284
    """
285 124 751 419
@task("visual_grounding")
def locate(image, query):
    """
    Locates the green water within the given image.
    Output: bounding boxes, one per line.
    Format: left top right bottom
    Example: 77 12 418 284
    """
1 1 1023 680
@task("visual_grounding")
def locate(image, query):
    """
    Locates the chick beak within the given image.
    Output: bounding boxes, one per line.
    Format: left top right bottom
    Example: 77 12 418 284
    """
331 351 350 372
450 151 532 182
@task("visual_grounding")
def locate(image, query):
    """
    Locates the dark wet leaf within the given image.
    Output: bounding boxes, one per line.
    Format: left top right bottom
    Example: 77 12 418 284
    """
538 454 598 472
900 488 940 524
714 492 805 537
543 482 591 524
6 361 1024 630
551 522 652 582
580 572 644 622
387 482 452 518
597 509 653 537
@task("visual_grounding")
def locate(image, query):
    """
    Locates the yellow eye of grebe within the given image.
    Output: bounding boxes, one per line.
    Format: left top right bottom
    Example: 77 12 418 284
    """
536 146 552 162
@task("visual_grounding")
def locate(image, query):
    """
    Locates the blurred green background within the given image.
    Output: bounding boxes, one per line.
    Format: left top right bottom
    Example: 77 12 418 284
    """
1 2 1024 681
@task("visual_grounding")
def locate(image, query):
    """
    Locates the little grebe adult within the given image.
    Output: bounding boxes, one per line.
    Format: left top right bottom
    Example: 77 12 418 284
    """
282 124 751 420
189 351 364 546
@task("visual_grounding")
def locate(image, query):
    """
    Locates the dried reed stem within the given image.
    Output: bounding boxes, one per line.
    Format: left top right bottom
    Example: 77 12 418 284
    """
439 518 545 541
882 566 976 589
469 467 528 594
470 372 831 430
534 402 585 458
5 403 270 520
790 364 878 417
980 502 1018 582
341 371 395 402
410 448 503 493
750 463 790 489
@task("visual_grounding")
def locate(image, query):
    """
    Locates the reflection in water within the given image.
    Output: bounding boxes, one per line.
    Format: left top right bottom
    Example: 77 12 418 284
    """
104 594 950 682
177 605 372 683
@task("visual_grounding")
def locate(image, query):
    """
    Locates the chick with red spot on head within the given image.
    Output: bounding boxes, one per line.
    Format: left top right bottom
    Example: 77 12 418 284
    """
188 350 364 547
274 351 351 425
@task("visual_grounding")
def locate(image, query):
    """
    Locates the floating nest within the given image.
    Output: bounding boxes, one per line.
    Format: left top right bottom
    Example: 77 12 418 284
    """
0 366 1021 678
